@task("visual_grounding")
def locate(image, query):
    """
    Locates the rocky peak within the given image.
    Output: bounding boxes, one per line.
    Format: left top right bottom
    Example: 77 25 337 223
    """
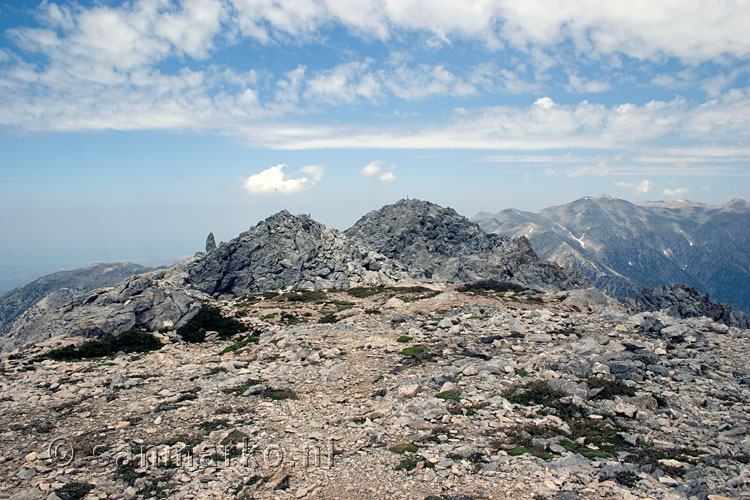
346 199 485 259
627 283 749 329
345 199 585 290
186 211 358 297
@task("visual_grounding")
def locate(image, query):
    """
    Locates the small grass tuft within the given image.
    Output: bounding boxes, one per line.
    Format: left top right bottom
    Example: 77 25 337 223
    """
396 335 413 343
389 442 419 454
435 391 462 402
219 335 259 355
398 346 425 356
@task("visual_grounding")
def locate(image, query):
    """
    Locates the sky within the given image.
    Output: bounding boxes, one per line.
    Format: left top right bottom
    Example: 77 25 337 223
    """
0 0 749 289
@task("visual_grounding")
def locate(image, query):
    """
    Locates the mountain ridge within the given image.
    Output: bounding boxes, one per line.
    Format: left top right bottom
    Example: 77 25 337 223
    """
0 199 586 352
473 196 750 313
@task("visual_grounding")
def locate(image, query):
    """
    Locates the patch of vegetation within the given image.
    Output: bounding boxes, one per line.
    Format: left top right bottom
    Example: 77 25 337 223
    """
264 388 298 401
603 470 640 488
318 313 339 324
263 312 278 319
44 329 162 361
447 451 488 472
395 454 435 471
566 420 629 459
222 379 263 397
347 286 388 298
389 442 419 454
220 335 259 355
468 314 492 320
281 312 306 325
435 391 462 402
514 367 529 377
177 305 245 342
279 289 326 302
221 429 249 446
464 402 488 417
398 346 425 356
586 377 636 399
459 280 526 295
625 445 699 476
351 417 366 424
396 335 413 343
55 483 94 500
198 419 230 432
232 476 265 495
503 379 587 421
560 439 580 452
507 446 552 460
137 476 175 498
329 300 355 311
116 459 143 486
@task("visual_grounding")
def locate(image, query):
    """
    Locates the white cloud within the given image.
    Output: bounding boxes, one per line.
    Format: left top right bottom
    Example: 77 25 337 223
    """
663 187 689 197
361 160 396 182
243 164 324 194
616 180 653 195
566 74 611 93
227 1 750 62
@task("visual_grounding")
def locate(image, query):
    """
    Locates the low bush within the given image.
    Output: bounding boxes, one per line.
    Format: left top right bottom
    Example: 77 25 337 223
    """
45 330 162 361
177 305 245 342
459 280 526 295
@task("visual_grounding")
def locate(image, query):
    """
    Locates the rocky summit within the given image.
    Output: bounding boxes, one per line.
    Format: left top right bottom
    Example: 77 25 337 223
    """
0 200 584 352
0 199 748 500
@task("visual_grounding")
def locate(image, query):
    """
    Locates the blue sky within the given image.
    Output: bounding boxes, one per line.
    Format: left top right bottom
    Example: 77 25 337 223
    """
0 0 749 288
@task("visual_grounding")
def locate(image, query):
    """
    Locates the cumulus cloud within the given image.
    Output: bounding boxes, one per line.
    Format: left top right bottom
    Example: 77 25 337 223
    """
663 187 689 197
361 161 396 182
244 164 324 194
615 180 653 195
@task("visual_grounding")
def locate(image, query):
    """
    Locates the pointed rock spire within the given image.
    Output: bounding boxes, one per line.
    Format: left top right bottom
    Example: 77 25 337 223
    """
205 232 217 252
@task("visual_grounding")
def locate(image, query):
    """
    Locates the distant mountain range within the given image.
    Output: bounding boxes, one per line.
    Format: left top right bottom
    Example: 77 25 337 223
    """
472 196 750 313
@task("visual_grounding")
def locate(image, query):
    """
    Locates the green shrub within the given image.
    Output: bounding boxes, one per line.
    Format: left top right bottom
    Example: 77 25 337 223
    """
55 483 94 500
220 336 259 355
398 346 425 356
586 377 636 399
177 305 245 342
389 442 418 454
435 391 462 401
347 286 387 298
318 313 339 324
45 330 162 361
396 335 413 343
503 379 587 421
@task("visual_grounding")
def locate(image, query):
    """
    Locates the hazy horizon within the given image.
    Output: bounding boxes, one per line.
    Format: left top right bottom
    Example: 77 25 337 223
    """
1 1 748 289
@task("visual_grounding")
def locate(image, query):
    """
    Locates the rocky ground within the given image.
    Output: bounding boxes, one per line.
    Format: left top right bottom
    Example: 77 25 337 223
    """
1 284 749 500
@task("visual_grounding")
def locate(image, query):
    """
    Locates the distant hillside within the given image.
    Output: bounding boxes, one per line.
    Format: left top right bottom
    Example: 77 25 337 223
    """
0 262 153 336
473 196 750 313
